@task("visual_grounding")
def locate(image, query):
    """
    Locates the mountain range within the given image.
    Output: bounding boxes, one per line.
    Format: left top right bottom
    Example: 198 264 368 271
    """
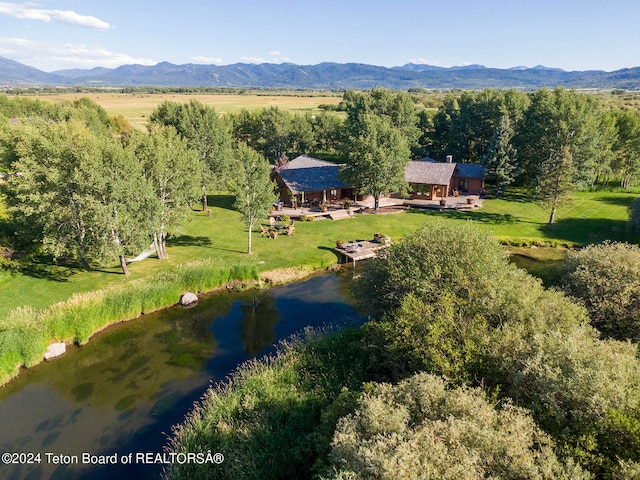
2 56 640 90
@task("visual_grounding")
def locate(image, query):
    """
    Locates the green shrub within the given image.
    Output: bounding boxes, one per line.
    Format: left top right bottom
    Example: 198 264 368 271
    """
561 241 640 342
629 198 640 236
322 373 589 480
365 293 488 384
355 220 508 312
357 221 640 477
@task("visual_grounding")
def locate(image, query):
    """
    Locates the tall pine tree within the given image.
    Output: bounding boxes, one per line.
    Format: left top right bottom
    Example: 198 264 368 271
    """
483 115 517 198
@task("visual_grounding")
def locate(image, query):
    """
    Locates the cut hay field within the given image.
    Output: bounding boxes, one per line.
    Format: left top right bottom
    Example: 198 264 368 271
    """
9 92 343 129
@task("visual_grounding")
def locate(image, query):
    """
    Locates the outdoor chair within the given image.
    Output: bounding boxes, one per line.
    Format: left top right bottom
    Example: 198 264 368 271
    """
286 224 295 236
268 230 278 240
260 225 270 237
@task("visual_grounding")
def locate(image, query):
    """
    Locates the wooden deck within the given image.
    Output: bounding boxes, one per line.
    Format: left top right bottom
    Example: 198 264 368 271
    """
334 240 388 263
271 204 359 220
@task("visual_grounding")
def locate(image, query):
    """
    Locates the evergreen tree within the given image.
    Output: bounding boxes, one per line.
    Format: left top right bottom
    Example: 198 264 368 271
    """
483 115 517 197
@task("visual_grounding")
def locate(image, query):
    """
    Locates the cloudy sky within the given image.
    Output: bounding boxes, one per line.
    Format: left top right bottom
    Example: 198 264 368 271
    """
0 0 638 72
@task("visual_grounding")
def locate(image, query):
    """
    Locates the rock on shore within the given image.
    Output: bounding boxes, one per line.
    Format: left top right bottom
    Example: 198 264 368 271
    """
179 292 198 307
44 342 66 360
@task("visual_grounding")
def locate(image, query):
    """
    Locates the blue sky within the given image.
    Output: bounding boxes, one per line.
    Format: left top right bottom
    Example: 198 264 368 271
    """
0 0 638 72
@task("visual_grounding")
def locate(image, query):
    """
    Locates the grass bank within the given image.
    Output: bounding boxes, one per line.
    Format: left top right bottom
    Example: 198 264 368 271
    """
0 259 258 386
164 327 373 480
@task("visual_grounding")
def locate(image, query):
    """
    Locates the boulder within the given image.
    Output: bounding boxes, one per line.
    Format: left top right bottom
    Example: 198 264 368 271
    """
44 342 66 361
179 292 198 307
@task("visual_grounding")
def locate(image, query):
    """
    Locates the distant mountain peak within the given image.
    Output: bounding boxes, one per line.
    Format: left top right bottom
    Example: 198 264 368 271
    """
531 64 566 72
1 55 639 90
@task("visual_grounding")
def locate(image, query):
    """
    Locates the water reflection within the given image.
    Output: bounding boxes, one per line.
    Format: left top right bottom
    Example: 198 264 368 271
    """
0 271 361 480
240 294 280 357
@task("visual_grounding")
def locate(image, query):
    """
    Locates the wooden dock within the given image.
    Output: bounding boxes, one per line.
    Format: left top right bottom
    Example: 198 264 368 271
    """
334 240 387 263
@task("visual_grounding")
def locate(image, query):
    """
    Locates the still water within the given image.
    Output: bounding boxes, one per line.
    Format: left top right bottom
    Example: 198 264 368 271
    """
0 271 362 480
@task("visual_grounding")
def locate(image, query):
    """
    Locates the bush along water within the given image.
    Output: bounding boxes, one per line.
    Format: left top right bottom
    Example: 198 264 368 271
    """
0 259 258 386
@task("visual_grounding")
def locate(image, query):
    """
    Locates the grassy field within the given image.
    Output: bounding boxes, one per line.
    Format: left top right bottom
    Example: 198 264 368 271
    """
446 189 636 245
0 188 636 319
6 92 343 130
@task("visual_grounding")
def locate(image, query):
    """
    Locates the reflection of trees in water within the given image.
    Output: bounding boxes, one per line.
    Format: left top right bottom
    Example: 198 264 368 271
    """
240 294 280 357
335 265 370 316
158 293 237 369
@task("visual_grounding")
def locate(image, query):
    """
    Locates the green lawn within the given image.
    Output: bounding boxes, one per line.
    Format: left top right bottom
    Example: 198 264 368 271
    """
0 189 637 319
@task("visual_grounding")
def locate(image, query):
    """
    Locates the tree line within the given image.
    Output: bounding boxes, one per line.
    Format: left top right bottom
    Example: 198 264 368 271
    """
0 95 274 272
230 87 640 222
2 86 640 272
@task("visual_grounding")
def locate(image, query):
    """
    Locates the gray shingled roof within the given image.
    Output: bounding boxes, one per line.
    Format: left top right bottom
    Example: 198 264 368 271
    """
280 155 338 169
404 161 456 185
277 165 348 194
454 163 485 179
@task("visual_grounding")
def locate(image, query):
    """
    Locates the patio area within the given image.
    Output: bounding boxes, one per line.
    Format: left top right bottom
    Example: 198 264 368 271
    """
270 201 360 220
269 194 482 221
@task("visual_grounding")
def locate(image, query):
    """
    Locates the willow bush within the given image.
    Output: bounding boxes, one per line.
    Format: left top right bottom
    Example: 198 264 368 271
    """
322 373 589 480
561 241 640 342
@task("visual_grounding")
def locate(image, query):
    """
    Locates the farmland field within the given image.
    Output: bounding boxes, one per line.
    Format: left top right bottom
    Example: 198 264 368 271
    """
7 92 343 129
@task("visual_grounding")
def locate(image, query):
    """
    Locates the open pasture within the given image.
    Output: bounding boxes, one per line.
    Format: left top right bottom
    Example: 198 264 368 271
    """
8 92 343 129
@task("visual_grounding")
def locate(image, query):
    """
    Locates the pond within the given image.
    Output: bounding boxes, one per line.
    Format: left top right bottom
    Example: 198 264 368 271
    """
0 270 363 480
507 247 566 286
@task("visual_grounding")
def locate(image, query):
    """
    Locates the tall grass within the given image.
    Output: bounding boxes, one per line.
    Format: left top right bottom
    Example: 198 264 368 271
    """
164 327 371 480
0 260 258 386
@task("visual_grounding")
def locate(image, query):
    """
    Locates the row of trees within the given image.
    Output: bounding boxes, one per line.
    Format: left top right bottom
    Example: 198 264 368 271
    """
0 117 200 274
226 87 640 222
3 87 640 269
0 96 275 271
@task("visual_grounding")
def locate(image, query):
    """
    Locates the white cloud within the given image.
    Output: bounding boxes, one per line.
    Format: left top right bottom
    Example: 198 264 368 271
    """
0 2 111 30
240 56 267 64
408 57 441 66
0 37 155 70
239 53 292 64
190 56 223 65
